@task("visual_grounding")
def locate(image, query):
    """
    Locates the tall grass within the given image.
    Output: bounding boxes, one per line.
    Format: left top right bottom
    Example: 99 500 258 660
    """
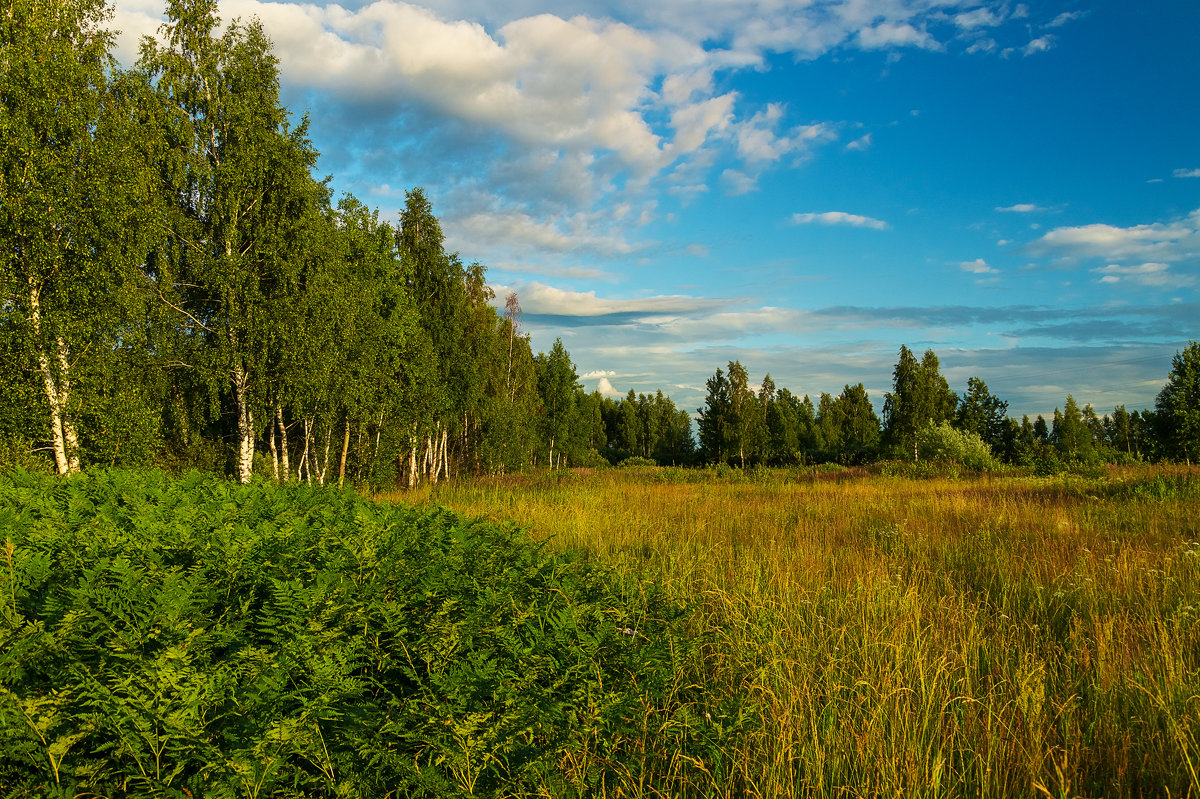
391 465 1200 797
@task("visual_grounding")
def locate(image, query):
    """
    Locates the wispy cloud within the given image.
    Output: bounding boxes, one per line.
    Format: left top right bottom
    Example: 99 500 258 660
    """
1044 11 1085 28
996 203 1041 213
1174 168 1200 178
1094 263 1196 289
845 133 873 152
791 211 889 230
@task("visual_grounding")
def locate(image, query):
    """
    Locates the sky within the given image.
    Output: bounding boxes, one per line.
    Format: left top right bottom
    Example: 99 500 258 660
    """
109 0 1199 419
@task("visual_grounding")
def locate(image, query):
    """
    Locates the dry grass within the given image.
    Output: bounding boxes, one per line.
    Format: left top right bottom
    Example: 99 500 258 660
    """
381 464 1200 797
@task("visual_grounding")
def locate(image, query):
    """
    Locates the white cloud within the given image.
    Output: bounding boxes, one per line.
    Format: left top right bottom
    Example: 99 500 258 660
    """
960 258 997 274
451 209 640 257
113 0 1044 271
595 376 623 397
1174 168 1200 179
954 8 1002 29
490 281 727 318
1028 209 1200 263
857 22 940 51
965 37 997 54
996 203 1041 213
845 133 872 152
719 169 758 196
1044 11 1084 28
1094 263 1196 289
791 211 889 230
581 369 616 379
1021 35 1054 56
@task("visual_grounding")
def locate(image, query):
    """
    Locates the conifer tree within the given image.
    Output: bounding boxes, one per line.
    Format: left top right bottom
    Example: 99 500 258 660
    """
1155 341 1200 462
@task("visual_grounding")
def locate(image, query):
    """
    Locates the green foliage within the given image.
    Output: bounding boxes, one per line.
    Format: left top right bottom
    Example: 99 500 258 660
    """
915 421 1000 472
1156 341 1200 462
618 455 657 468
0 469 740 796
883 346 957 456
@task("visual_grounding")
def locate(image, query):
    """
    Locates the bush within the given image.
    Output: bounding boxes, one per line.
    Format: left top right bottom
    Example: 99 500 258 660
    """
570 447 612 469
915 421 1000 472
618 455 658 468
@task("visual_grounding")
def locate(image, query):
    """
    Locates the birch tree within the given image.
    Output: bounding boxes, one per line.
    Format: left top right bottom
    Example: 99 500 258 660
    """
1 0 147 474
140 0 318 482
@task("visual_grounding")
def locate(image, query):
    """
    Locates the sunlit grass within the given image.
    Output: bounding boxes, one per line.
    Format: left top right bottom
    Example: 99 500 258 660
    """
384 464 1200 797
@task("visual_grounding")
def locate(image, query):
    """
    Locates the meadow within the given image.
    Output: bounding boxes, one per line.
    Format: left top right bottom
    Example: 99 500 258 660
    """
399 464 1200 798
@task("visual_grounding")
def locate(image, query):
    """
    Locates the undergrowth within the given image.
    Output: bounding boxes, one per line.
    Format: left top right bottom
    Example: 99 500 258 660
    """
0 468 744 797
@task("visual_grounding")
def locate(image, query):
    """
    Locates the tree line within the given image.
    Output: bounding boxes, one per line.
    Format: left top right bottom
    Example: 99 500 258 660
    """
696 343 1200 470
3 0 1195 485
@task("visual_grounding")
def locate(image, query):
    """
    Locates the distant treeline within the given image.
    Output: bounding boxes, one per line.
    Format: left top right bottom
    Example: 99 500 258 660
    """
3 0 1196 485
694 343 1200 471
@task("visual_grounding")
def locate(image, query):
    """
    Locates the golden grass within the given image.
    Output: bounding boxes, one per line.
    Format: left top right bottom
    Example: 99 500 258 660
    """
382 464 1200 797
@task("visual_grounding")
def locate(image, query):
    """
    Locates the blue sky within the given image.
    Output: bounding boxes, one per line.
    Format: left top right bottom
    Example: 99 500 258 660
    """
112 0 1199 418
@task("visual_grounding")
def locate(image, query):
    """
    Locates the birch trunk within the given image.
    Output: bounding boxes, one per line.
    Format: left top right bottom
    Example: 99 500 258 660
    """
55 336 81 473
268 418 279 480
407 424 418 490
317 422 332 485
276 404 290 481
338 417 351 488
441 426 449 481
232 357 255 484
28 279 71 474
298 417 313 484
370 413 382 481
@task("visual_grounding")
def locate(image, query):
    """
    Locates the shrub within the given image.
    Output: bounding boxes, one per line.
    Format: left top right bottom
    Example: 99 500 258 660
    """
915 421 1000 472
619 455 658 468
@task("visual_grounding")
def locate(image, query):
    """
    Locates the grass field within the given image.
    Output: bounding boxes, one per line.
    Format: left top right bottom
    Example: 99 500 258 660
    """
394 464 1200 798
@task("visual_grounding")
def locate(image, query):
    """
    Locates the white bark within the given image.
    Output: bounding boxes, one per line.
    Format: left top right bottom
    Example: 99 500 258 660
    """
407 424 418 490
317 422 332 485
337 417 351 489
299 417 312 484
232 357 254 484
55 336 81 473
28 279 71 474
268 417 279 480
276 404 290 481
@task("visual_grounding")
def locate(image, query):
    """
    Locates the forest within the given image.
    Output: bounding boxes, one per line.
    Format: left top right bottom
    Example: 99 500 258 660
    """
2 0 1198 489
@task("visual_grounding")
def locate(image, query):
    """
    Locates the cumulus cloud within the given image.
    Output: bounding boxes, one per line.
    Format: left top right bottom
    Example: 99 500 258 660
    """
1175 168 1200 178
960 258 997 274
581 369 616 379
791 212 889 230
112 0 1065 280
595 376 623 397
1028 208 1200 263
